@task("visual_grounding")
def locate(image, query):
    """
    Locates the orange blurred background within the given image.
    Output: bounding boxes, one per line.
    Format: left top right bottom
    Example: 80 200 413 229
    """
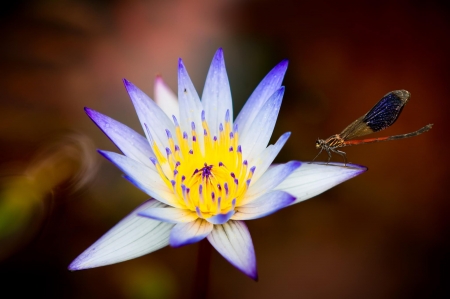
0 0 448 298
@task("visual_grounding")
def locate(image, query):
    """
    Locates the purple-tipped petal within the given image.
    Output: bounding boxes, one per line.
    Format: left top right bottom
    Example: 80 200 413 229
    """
68 199 174 270
202 48 233 137
98 150 181 208
275 162 368 205
154 76 180 122
85 108 155 168
178 59 204 150
169 219 213 247
232 190 295 220
249 132 291 182
205 209 235 224
123 79 175 150
244 161 301 204
138 208 198 223
235 60 288 137
207 221 257 280
239 87 285 160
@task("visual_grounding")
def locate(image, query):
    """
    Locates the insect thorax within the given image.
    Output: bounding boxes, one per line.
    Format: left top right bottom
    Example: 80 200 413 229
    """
324 134 345 148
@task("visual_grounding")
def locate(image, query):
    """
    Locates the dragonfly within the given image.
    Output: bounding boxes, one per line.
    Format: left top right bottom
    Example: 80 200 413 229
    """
313 90 433 165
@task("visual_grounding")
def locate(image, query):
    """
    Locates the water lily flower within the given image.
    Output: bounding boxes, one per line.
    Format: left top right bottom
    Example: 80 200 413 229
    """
69 48 366 280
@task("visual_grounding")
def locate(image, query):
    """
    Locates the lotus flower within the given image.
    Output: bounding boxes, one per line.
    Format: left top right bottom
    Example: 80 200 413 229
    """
69 48 366 280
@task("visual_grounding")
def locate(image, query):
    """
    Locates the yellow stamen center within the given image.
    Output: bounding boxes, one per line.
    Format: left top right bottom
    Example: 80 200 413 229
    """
150 110 254 218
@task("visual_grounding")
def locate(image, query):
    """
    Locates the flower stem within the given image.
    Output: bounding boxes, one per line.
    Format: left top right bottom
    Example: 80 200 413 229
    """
191 239 212 299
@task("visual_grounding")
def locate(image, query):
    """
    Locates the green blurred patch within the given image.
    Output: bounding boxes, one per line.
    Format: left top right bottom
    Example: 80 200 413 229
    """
120 263 177 299
0 176 46 259
0 133 98 260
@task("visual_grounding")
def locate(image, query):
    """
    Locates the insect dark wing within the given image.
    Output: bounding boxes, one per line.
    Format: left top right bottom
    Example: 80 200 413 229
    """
363 91 409 132
340 90 410 140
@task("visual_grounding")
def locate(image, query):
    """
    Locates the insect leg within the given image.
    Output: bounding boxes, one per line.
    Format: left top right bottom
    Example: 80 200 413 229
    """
326 148 332 164
312 147 324 162
332 148 347 166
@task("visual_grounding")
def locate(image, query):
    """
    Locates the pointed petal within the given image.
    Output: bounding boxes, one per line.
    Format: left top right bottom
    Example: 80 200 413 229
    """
68 199 174 270
123 79 175 150
249 132 290 182
169 219 213 247
99 150 181 208
202 48 233 137
178 59 204 150
275 162 367 205
239 87 285 160
154 76 180 122
138 208 198 223
232 190 295 220
235 60 288 138
244 161 301 204
85 108 155 169
206 209 235 225
208 221 257 280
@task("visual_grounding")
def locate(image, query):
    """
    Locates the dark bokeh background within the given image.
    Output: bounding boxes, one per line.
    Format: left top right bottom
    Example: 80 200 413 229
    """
0 0 449 298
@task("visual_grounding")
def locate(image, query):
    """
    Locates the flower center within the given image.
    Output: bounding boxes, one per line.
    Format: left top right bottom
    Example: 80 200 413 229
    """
200 163 213 180
149 110 255 218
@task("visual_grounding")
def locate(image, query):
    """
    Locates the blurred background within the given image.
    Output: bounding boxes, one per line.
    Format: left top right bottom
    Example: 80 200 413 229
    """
0 0 449 298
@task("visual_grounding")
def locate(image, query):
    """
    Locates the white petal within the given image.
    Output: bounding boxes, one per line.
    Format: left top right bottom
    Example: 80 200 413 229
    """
248 132 290 182
232 190 295 220
201 48 233 137
244 161 301 204
207 221 257 280
85 108 155 169
138 208 198 223
68 199 174 270
99 150 181 208
235 60 288 138
123 79 176 151
275 162 367 205
239 87 285 161
154 76 180 122
177 59 204 151
169 219 213 247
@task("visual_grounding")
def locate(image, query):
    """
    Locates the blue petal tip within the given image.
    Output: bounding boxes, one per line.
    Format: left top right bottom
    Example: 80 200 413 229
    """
68 258 82 271
84 107 92 116
214 48 224 58
270 59 288 73
170 235 204 248
291 160 302 169
122 78 136 91
97 149 109 160
178 58 184 68
279 59 289 66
